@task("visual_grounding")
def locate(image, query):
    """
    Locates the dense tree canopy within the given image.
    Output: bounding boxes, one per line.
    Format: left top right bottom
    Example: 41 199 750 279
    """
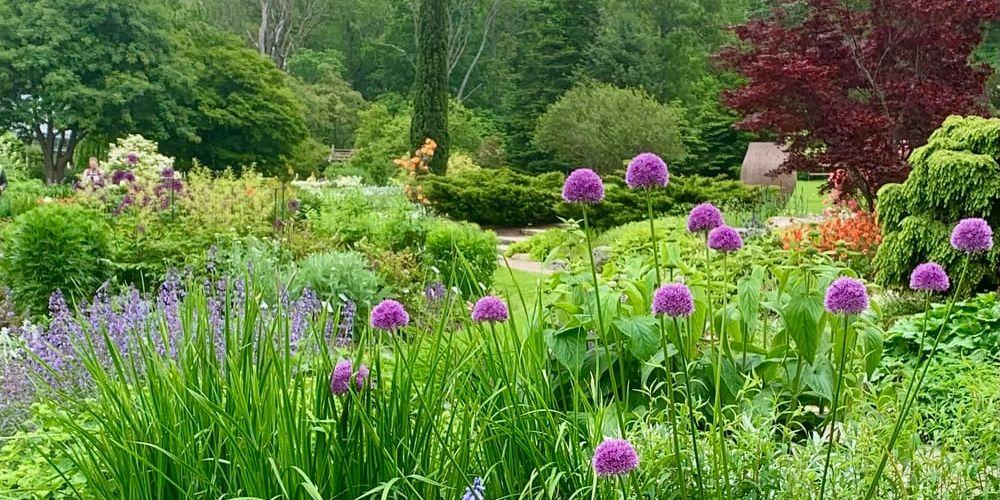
720 0 1000 207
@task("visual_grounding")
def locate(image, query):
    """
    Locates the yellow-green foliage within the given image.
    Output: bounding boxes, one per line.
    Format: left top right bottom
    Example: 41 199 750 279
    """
875 115 1000 289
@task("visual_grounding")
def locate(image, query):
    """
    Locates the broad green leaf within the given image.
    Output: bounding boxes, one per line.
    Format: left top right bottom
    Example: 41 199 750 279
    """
782 294 823 363
544 326 588 375
614 315 659 360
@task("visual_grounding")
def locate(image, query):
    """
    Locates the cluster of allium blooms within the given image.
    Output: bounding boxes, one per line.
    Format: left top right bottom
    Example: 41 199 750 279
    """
471 296 509 323
824 277 869 315
329 359 370 396
909 263 950 293
592 438 639 476
111 169 137 186
625 152 669 189
950 217 994 253
687 203 724 233
461 477 485 500
652 283 695 317
707 225 744 252
370 299 409 331
562 168 605 204
154 168 185 209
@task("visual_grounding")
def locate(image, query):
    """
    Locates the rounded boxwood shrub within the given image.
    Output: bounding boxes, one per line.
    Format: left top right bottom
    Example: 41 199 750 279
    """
874 115 1000 290
4 204 111 314
424 220 497 295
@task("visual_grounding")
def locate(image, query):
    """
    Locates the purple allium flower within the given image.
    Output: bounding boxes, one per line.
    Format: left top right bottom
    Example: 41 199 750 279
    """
592 438 639 477
370 299 409 331
355 364 370 391
111 169 136 185
562 168 605 204
330 359 352 396
424 282 446 302
950 218 994 253
471 295 509 323
909 263 950 293
287 199 301 213
824 277 869 315
625 152 669 189
687 203 724 233
126 152 139 166
462 477 485 500
707 225 743 252
652 283 695 317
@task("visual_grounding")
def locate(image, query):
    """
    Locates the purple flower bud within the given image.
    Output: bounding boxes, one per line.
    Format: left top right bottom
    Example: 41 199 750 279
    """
330 359 352 396
592 438 639 476
707 225 743 252
909 263 950 293
824 277 869 315
950 218 993 253
562 168 605 204
370 299 409 331
687 203 724 233
625 152 669 189
471 295 509 323
652 283 695 317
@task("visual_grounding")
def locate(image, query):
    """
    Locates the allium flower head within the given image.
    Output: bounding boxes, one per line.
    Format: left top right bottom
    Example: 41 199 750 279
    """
462 477 485 500
707 225 743 252
950 218 994 253
354 364 370 391
592 438 639 476
562 168 605 204
126 152 139 166
471 295 509 323
330 359 352 396
653 283 695 317
687 203 724 233
824 277 869 315
370 299 409 330
626 152 669 189
287 199 301 213
909 263 950 293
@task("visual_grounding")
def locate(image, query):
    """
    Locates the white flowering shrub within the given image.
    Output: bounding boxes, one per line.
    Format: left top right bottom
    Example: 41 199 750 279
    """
105 135 174 183
0 132 31 181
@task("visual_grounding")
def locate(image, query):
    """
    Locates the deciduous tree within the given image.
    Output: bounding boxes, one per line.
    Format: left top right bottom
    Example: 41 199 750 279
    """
719 0 999 208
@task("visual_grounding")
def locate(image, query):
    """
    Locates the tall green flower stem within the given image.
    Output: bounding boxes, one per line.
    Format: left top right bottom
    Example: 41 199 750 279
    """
644 192 687 498
864 263 969 499
582 208 627 438
677 317 707 497
819 314 853 500
710 252 732 497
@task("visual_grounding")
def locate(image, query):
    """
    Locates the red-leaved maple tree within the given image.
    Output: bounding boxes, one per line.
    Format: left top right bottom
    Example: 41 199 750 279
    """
719 0 999 209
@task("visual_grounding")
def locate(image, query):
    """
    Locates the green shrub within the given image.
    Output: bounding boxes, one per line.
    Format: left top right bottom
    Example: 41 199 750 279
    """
310 188 427 251
212 236 295 303
874 115 1000 290
4 204 111 314
290 251 383 306
556 175 773 230
424 220 497 295
884 292 1000 361
109 216 219 293
504 228 581 261
0 403 89 497
534 83 687 173
421 168 564 226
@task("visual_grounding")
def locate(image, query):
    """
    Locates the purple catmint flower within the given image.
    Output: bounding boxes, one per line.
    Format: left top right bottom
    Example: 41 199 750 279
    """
707 225 743 252
824 277 869 315
909 263 950 293
471 296 509 323
424 282 446 302
687 203 724 233
950 218 993 253
336 300 356 347
625 152 669 189
370 300 409 331
462 477 485 500
652 283 695 317
592 438 639 477
330 359 352 396
562 168 605 204
289 288 320 351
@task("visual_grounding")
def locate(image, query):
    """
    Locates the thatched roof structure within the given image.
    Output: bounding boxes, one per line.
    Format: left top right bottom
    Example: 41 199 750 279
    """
740 142 797 195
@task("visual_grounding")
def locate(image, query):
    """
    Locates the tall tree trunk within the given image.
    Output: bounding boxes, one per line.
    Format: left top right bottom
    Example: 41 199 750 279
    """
411 0 450 175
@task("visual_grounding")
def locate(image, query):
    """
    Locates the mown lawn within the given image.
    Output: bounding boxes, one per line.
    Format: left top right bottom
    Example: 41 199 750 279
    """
785 179 828 216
